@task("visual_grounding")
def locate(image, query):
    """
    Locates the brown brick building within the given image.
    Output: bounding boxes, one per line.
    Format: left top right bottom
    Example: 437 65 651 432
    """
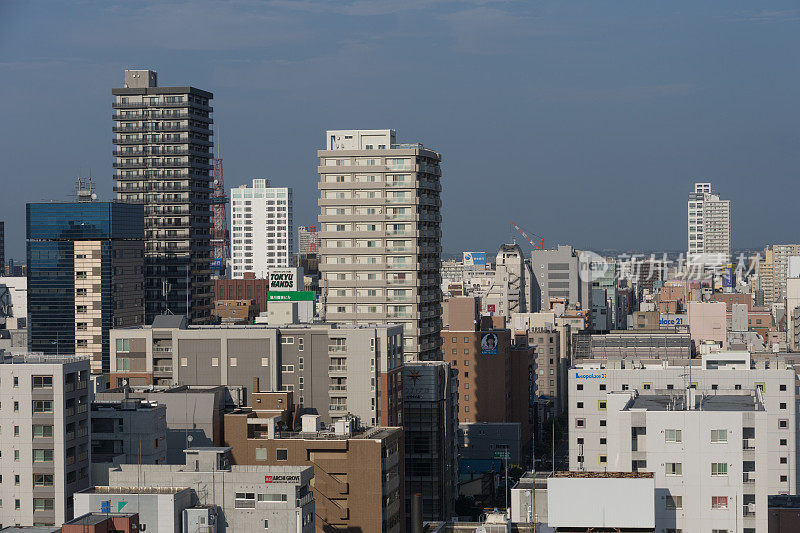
214 272 270 314
224 394 404 532
442 297 534 448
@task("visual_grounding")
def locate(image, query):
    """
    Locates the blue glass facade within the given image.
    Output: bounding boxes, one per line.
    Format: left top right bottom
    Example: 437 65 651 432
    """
27 202 144 370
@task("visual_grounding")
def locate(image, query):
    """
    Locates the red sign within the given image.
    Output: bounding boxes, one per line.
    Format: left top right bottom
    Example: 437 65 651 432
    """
265 475 273 483
487 304 496 313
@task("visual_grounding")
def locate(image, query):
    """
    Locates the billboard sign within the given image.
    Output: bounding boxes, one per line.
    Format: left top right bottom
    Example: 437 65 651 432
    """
481 332 499 355
487 304 496 313
463 252 486 266
659 313 687 329
268 268 302 291
723 265 735 288
267 291 314 302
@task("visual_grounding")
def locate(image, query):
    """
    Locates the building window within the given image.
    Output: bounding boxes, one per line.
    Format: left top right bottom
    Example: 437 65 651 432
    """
598 401 606 411
599 420 606 427
779 419 788 428
780 402 787 409
115 339 130 352
599 384 606 390
710 429 727 443
33 401 53 413
255 448 267 461
258 493 288 503
781 438 788 446
711 463 728 476
642 382 652 390
264 519 269 529
276 449 288 461
711 496 728 509
665 463 682 476
33 474 54 487
666 495 683 510
32 376 52 389
665 429 682 442
575 418 585 428
621 384 629 391
576 384 583 390
234 493 256 509
666 494 683 509
33 449 54 462
576 402 584 408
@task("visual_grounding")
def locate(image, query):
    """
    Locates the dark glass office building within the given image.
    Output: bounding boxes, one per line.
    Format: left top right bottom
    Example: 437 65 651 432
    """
27 202 145 373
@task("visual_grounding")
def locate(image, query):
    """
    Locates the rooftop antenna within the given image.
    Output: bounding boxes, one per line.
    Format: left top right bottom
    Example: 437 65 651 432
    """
74 177 97 203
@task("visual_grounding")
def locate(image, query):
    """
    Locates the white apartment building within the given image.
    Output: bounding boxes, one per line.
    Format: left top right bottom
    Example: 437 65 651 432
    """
317 129 443 361
569 352 797 533
230 179 294 278
0 354 91 527
688 181 731 261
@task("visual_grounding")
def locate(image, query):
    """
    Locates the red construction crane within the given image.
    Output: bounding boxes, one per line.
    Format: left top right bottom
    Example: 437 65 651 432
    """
210 157 230 276
509 220 545 250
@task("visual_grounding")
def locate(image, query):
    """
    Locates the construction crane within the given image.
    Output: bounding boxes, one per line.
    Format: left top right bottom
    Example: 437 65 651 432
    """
210 156 230 277
509 220 545 250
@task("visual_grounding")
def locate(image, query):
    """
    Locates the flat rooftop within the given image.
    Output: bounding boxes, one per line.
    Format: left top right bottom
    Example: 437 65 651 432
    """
628 393 761 412
0 354 90 365
82 486 189 495
64 513 137 526
551 471 654 478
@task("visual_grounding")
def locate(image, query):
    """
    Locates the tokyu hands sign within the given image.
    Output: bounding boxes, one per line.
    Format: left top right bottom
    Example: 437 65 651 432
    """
268 268 303 291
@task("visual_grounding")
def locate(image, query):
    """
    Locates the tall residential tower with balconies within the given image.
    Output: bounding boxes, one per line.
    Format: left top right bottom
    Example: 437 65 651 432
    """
112 70 214 324
317 130 443 361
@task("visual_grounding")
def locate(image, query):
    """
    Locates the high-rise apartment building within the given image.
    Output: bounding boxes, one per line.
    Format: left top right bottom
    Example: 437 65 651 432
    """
27 199 144 372
112 69 214 324
759 244 800 305
687 181 731 260
0 354 91 527
298 225 320 255
317 129 443 361
0 221 5 273
230 179 293 277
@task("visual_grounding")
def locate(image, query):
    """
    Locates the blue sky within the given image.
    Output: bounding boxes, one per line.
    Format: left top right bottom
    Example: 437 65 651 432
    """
1 0 799 260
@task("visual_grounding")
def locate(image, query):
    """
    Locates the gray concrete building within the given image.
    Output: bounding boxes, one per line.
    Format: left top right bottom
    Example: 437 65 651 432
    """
94 385 228 464
93 448 314 532
403 361 458 522
458 422 521 464
530 245 591 311
318 129 443 361
90 398 167 483
572 330 692 360
483 243 533 320
113 69 214 324
110 320 404 427
0 354 91 527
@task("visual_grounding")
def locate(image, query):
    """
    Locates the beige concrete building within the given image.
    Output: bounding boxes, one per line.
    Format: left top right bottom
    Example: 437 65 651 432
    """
687 181 731 260
317 129 443 361
113 69 214 324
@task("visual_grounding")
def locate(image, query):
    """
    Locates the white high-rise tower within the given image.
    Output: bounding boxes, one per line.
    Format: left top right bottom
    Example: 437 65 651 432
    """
687 182 731 261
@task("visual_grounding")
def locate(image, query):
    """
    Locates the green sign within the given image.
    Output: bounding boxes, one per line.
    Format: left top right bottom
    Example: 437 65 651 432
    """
267 291 314 302
493 450 510 459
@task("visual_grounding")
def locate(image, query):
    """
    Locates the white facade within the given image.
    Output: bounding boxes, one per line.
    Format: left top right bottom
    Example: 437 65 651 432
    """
0 355 91 527
688 181 731 260
569 356 797 533
231 179 294 278
317 129 443 361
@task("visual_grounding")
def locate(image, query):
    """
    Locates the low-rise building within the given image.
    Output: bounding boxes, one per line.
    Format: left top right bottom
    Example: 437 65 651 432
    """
403 361 458 522
90 398 167 483
99 448 314 532
224 406 404 533
0 354 91 527
110 319 404 426
569 353 797 532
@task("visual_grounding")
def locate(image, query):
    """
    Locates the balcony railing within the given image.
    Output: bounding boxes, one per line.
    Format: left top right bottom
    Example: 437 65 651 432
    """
328 365 347 372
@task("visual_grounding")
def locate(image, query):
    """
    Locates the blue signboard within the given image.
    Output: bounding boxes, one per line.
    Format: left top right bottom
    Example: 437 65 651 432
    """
463 252 486 266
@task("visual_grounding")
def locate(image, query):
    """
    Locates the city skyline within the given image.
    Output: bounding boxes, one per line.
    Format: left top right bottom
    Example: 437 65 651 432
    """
2 1 800 259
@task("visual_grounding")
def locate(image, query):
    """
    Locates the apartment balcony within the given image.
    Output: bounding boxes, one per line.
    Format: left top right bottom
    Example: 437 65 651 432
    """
329 404 348 412
328 365 348 374
112 100 214 112
743 472 756 484
113 113 213 123
113 148 211 157
329 386 348 396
